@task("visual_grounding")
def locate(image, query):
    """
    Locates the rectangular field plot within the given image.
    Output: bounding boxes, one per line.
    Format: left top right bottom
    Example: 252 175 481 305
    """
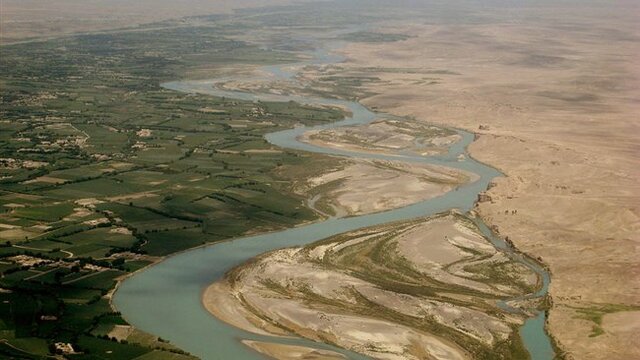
46 161 136 182
41 178 148 199
66 269 124 290
11 202 76 222
58 288 104 304
97 203 200 233
113 169 210 190
75 124 130 154
131 140 185 164
63 227 137 248
141 228 220 256
74 335 151 359
18 238 71 251
0 192 49 207
49 226 137 255
171 154 226 173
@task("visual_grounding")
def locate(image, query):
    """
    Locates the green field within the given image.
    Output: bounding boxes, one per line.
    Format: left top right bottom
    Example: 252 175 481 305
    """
0 5 363 358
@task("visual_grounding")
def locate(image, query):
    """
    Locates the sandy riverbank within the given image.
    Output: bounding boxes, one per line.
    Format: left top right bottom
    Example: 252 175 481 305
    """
242 340 346 360
203 212 538 359
276 157 475 217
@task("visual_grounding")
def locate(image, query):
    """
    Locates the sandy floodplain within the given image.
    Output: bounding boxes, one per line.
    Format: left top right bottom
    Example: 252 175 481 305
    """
204 212 539 360
276 157 474 217
242 341 346 360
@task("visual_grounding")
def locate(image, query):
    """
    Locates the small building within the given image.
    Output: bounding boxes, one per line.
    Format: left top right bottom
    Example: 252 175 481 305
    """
54 342 75 355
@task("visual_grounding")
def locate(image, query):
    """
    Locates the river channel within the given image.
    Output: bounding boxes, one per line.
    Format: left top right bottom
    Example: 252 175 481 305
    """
113 42 555 360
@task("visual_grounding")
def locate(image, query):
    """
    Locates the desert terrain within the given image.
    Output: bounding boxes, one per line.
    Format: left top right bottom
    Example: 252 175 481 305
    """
309 5 640 360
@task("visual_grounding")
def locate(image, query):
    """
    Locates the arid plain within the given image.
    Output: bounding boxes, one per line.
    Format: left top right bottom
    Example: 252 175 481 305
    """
0 0 310 44
310 5 639 360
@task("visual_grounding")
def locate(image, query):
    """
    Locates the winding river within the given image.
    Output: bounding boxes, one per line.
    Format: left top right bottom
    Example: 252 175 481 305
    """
113 41 555 360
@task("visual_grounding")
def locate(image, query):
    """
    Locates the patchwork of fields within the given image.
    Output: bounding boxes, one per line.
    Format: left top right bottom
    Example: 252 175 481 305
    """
0 10 352 358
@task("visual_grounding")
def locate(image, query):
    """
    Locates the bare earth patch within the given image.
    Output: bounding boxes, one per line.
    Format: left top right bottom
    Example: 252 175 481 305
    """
242 340 346 360
204 213 538 359
283 158 474 217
